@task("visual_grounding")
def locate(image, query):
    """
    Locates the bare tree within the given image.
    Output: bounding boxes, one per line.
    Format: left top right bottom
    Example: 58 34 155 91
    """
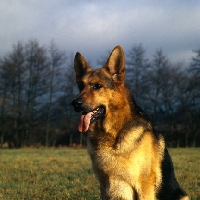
57 53 80 146
191 49 200 74
0 42 26 147
0 57 11 147
24 39 49 146
165 64 190 147
126 44 149 106
147 49 170 123
188 49 200 146
45 41 67 147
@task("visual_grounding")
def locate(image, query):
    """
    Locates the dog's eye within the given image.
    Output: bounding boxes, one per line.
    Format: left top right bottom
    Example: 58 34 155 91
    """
93 83 103 90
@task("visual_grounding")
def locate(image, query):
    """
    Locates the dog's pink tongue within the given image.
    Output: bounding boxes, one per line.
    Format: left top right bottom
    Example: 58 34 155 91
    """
78 112 92 133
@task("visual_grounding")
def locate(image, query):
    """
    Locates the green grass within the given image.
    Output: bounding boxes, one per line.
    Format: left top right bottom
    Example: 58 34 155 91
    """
0 148 199 200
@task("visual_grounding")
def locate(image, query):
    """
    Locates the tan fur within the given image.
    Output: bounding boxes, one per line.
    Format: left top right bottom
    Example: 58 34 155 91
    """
72 46 189 200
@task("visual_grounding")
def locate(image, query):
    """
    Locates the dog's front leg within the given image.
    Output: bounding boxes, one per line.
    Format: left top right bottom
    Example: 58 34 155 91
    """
100 178 135 200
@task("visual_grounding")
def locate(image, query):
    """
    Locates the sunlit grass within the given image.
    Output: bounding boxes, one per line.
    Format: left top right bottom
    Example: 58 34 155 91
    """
0 148 199 199
169 148 200 200
0 149 99 200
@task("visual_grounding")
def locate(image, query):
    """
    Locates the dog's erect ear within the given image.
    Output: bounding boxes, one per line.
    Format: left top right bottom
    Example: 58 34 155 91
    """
104 46 125 83
74 52 91 85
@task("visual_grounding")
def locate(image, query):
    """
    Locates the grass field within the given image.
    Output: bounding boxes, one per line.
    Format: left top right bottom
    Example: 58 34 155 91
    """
0 148 199 200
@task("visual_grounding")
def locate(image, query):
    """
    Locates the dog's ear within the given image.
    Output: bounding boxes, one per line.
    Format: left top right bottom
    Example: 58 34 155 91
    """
104 46 125 84
74 52 91 86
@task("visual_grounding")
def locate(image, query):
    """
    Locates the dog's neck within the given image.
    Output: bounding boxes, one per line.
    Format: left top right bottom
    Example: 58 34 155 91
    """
88 86 136 144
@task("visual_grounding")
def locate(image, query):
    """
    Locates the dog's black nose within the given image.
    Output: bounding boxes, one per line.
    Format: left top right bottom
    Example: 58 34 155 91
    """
71 98 83 112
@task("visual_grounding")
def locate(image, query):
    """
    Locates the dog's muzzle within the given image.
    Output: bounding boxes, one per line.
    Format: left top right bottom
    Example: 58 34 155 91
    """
71 98 83 112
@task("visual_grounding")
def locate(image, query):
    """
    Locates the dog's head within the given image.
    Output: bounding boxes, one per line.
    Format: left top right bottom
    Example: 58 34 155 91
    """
71 46 126 132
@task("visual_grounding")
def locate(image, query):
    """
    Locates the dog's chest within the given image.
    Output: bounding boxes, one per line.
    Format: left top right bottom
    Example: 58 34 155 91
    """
87 137 145 182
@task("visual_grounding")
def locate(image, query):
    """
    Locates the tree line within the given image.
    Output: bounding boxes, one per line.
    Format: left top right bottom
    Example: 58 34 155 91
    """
0 40 199 148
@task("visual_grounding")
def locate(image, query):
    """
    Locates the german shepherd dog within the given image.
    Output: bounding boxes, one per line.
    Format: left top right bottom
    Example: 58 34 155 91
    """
71 46 189 200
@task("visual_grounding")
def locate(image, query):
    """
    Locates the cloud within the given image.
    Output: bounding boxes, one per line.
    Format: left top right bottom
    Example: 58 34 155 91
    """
0 0 200 65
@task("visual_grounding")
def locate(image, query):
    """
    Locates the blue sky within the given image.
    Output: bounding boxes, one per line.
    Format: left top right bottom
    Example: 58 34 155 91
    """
1 0 200 65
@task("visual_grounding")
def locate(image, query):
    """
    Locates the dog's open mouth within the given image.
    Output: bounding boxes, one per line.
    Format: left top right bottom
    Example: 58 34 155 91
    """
78 106 105 133
90 106 105 123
